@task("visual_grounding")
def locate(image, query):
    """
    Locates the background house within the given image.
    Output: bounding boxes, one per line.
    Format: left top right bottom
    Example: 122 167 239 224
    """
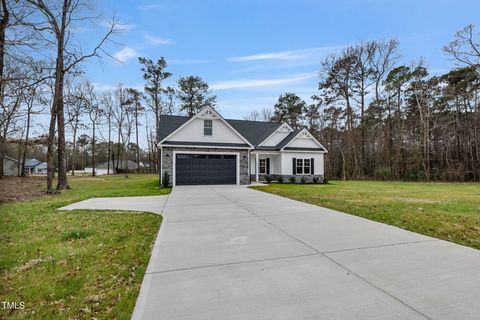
3 156 20 176
85 160 144 175
24 159 47 174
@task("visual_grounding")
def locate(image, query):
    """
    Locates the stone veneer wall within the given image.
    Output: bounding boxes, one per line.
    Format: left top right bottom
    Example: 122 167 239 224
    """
161 147 250 186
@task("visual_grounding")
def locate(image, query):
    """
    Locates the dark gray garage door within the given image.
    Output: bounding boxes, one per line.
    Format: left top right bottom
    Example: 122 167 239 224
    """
175 154 236 185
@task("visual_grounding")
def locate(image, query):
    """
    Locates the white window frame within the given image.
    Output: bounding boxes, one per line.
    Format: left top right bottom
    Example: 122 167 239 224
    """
296 158 313 175
204 119 213 136
296 158 303 174
304 158 311 174
259 159 266 174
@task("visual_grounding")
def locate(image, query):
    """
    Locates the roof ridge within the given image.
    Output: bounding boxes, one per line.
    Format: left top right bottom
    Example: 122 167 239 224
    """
226 118 280 125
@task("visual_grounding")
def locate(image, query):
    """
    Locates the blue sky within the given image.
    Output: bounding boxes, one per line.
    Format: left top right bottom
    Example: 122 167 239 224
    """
81 0 480 119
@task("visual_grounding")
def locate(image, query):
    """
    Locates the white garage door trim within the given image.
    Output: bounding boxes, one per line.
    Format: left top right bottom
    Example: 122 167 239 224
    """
172 151 240 187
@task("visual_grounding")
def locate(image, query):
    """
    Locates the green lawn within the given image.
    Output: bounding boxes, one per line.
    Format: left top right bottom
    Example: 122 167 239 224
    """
0 174 170 320
251 181 480 250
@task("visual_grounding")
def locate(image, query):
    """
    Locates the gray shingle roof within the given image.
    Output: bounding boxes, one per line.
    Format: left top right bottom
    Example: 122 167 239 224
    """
157 115 326 152
161 141 250 148
158 115 190 142
226 119 280 147
275 129 303 150
24 159 42 167
158 115 281 147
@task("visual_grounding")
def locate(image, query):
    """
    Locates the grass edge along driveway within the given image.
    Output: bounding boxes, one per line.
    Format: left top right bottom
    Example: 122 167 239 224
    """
250 181 480 250
0 174 170 320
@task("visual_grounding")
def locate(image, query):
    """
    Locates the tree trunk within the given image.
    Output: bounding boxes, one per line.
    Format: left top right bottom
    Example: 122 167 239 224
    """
0 0 9 180
107 114 111 174
135 102 140 173
46 106 57 192
52 0 69 190
91 122 95 177
21 103 32 177
71 127 76 176
116 126 121 173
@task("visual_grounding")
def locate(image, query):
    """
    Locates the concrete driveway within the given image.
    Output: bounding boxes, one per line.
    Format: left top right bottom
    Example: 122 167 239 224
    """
59 195 167 214
132 185 480 320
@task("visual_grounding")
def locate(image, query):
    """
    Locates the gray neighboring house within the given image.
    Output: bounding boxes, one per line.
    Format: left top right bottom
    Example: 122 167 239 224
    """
158 106 327 186
24 159 47 174
3 156 20 176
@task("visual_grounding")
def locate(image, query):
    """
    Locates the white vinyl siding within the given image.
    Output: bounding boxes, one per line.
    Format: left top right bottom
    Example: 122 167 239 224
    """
281 152 324 175
250 154 282 175
260 131 290 146
286 136 322 148
168 118 246 144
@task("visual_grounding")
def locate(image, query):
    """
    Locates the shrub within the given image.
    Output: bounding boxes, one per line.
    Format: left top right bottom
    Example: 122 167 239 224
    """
323 177 329 184
162 171 170 188
312 176 319 184
289 176 296 184
277 175 284 183
300 176 307 184
264 175 273 183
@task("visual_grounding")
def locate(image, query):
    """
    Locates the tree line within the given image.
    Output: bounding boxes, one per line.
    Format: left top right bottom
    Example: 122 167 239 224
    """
260 25 480 182
1 1 478 188
0 0 216 191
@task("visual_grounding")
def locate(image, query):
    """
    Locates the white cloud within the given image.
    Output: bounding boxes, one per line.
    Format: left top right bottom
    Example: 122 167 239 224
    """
228 51 307 62
138 3 162 10
117 22 136 32
113 47 138 63
227 46 344 62
144 34 172 45
210 72 316 91
93 83 144 92
101 21 135 33
92 83 116 92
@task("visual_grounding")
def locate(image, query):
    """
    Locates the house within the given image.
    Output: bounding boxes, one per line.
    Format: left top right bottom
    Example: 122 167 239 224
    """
24 159 48 174
85 160 144 175
35 162 48 174
158 106 327 186
3 156 20 176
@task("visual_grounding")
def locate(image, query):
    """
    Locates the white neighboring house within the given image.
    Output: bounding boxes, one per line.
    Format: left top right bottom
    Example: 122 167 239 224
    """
85 160 144 175
3 155 20 176
158 106 327 186
24 159 48 174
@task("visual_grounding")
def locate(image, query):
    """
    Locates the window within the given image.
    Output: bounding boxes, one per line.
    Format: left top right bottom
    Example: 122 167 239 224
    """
259 159 266 174
296 159 303 174
304 159 310 174
204 119 212 136
295 158 311 174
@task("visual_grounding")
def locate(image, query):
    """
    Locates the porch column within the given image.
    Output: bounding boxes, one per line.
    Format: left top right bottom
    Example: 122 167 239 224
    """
255 153 259 182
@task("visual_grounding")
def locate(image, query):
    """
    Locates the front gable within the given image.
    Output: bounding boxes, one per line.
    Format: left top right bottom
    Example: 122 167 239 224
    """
259 123 294 147
160 107 253 147
282 129 327 151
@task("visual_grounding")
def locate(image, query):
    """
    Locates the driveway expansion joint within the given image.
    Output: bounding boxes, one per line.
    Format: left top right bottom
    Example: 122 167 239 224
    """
133 185 480 320
321 238 438 254
209 186 434 320
144 252 321 275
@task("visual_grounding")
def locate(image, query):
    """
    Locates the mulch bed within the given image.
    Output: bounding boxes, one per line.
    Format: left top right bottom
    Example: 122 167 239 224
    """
0 176 47 203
